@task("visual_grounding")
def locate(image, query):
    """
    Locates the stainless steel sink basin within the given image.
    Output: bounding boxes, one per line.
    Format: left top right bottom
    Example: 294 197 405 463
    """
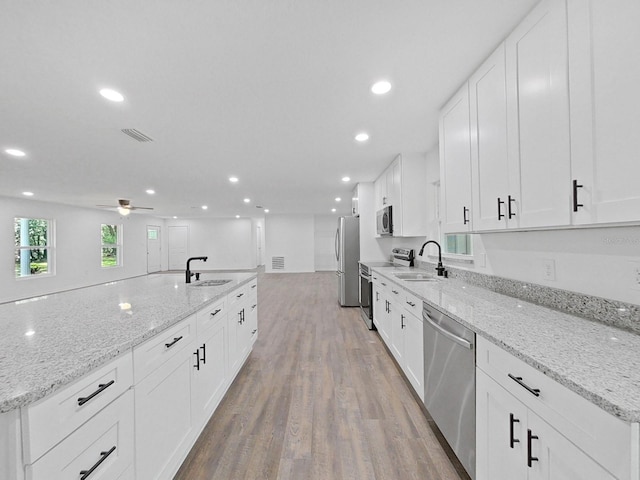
190 279 232 287
393 272 438 282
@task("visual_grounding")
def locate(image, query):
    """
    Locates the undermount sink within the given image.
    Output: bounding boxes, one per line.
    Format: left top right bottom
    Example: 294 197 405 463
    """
190 279 232 287
393 272 438 282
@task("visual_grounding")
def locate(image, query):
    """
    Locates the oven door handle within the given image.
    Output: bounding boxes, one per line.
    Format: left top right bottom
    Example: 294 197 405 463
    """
422 313 473 349
360 273 371 281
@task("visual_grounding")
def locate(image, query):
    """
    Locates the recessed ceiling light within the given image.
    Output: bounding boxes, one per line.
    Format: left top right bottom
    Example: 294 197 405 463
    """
335 197 341 202
99 88 124 102
371 80 392 95
235 215 240 218
229 176 239 183
342 176 351 182
146 189 155 195
201 205 208 210
173 216 178 219
22 191 34 196
264 209 269 213
5 148 26 157
243 198 250 203
355 133 369 142
331 208 337 213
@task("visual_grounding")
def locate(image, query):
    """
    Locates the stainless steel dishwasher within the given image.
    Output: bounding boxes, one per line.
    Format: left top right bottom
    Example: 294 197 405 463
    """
423 303 476 479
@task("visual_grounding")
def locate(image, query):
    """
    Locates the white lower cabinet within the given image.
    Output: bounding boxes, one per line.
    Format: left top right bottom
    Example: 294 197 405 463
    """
134 336 197 480
373 278 391 344
26 390 134 480
476 337 637 480
402 308 424 402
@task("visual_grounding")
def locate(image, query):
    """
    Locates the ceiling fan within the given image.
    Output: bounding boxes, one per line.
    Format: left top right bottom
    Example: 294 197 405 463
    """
97 199 154 216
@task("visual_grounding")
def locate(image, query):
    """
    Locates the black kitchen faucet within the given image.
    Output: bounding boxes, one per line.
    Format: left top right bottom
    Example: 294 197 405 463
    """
418 241 446 277
186 256 208 283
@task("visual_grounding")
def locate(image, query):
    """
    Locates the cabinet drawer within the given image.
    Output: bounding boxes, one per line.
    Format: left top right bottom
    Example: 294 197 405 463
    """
476 337 632 478
26 389 134 480
227 284 249 308
402 291 422 318
133 315 196 383
22 352 133 464
196 297 226 334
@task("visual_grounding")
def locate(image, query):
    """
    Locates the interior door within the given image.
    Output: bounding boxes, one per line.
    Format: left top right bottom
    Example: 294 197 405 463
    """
168 226 189 271
146 226 161 273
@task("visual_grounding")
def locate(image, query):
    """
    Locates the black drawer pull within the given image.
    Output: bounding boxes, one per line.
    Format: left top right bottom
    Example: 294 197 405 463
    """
527 429 539 467
406 301 415 307
508 374 540 397
498 197 505 220
200 343 206 364
194 350 200 370
392 289 399 295
79 446 116 479
252 304 257 310
252 329 257 335
573 179 584 212
463 206 470 225
165 336 183 349
508 195 516 219
236 292 244 298
210 308 221 317
509 413 520 448
381 282 387 287
77 380 115 406
251 284 257 289
400 314 405 329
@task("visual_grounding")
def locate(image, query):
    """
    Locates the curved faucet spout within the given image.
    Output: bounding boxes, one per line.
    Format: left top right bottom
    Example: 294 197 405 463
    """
186 256 208 283
419 241 446 277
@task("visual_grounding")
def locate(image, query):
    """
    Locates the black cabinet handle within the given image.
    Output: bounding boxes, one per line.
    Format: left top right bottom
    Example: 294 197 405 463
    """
79 446 116 479
508 195 516 219
77 380 115 406
406 301 415 307
238 311 243 324
400 314 405 329
165 336 183 349
194 350 200 370
392 289 399 295
251 284 257 289
463 206 469 225
200 343 206 364
252 304 257 310
527 429 539 467
573 179 584 212
236 292 244 298
508 374 541 397
498 197 505 220
210 308 221 317
509 413 520 448
381 282 387 287
376 292 379 301
252 329 257 334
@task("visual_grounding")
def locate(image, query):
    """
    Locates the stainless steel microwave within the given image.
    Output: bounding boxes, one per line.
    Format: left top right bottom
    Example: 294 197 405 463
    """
376 206 393 236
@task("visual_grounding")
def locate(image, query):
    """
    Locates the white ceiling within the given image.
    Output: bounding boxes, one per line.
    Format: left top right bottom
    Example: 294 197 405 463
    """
0 0 538 218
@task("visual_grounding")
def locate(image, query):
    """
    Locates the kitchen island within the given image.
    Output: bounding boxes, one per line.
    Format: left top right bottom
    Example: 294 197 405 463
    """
0 272 258 480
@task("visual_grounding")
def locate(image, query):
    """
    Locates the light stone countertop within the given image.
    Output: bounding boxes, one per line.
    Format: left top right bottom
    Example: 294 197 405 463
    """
0 272 256 414
371 266 640 423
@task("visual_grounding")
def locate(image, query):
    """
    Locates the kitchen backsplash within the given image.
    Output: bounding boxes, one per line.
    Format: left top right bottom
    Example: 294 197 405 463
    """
417 260 640 335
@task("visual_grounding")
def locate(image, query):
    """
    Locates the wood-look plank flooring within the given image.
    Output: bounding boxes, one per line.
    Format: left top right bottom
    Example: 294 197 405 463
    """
174 272 469 480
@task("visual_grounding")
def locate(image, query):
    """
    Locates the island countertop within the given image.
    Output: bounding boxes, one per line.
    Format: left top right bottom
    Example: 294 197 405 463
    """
0 272 256 414
370 265 640 423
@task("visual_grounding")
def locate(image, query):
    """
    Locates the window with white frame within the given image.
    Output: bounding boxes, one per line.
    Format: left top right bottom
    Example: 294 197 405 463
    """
14 217 54 278
101 224 122 268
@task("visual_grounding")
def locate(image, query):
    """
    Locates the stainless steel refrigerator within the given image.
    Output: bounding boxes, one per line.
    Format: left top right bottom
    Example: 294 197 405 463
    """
335 216 360 306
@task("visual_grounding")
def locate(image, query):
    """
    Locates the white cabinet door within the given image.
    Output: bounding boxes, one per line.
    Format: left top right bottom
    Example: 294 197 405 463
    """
403 311 424 401
440 83 473 233
527 411 616 480
373 282 390 345
390 157 402 234
135 343 195 480
192 317 228 426
568 0 640 225
477 369 528 480
470 43 511 231
389 295 404 365
505 0 571 229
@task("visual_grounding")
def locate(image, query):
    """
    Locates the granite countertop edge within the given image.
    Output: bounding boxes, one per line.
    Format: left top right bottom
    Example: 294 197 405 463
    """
370 265 640 423
0 273 257 414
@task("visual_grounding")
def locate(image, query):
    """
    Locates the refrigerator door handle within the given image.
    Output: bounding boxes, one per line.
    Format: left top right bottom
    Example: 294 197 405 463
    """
335 228 340 261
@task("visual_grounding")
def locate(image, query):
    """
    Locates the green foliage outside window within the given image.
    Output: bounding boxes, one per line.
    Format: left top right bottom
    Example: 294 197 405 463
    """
101 224 120 267
14 218 51 277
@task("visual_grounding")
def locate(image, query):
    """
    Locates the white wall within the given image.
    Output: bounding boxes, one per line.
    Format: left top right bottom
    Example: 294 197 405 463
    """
314 215 338 271
0 196 155 303
264 214 315 273
164 217 256 270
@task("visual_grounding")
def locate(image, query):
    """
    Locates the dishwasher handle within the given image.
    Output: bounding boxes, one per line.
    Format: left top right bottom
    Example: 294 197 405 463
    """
423 311 473 350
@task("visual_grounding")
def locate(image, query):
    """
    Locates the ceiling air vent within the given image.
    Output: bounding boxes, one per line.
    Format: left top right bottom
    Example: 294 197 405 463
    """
272 256 285 270
121 128 154 142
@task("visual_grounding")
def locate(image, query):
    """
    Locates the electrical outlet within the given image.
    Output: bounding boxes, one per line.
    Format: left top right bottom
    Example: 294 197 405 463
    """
631 261 640 291
541 259 556 281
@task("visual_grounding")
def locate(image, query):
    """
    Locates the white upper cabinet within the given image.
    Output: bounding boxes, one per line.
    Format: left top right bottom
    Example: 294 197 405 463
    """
505 0 572 229
568 0 640 225
440 84 473 233
470 43 511 231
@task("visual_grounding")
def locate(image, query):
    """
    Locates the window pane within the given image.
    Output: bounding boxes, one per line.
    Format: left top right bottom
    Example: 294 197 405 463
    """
15 218 48 247
101 247 118 267
444 234 472 255
15 248 49 277
101 224 118 245
148 229 158 240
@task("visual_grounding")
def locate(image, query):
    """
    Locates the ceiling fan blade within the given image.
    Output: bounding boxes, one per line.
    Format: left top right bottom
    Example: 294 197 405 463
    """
131 206 154 210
